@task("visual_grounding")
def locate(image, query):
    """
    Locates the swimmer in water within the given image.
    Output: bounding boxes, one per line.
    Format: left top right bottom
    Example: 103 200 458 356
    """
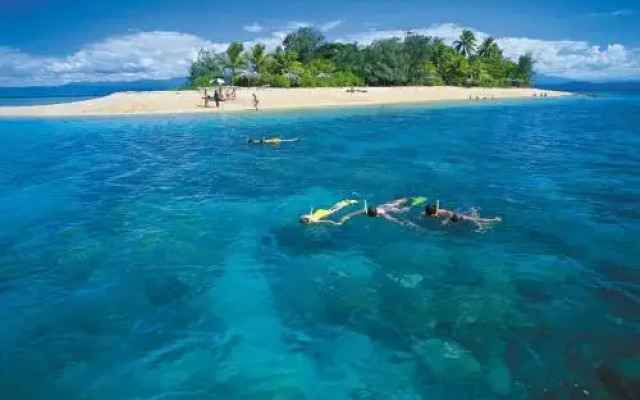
299 199 358 225
424 200 501 229
247 137 299 145
338 197 426 228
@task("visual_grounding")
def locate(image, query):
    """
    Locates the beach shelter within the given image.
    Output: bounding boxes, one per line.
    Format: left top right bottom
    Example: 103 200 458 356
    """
316 72 331 79
211 78 225 85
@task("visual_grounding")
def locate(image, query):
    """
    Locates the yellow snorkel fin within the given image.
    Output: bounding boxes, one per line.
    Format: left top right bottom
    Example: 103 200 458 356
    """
411 196 428 206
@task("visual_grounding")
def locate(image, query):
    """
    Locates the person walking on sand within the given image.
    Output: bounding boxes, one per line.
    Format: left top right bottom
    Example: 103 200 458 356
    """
253 93 260 111
213 90 220 108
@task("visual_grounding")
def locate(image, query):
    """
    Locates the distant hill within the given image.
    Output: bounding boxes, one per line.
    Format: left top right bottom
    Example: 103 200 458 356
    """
535 75 640 92
0 78 188 99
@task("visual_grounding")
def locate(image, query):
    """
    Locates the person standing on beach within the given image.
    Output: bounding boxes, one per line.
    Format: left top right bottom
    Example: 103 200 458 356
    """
213 90 220 108
253 93 260 111
203 89 210 108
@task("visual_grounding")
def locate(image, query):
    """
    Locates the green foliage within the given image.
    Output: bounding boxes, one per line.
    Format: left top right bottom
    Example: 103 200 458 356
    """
187 30 536 89
419 62 443 86
316 43 365 76
478 37 502 59
441 52 471 85
283 27 326 64
363 38 410 86
247 43 269 73
516 53 535 86
298 69 363 87
269 46 303 75
189 72 220 89
261 72 292 88
187 49 222 87
219 42 247 84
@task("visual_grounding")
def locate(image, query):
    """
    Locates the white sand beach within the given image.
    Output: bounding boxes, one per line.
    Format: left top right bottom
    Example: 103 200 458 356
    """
0 87 569 117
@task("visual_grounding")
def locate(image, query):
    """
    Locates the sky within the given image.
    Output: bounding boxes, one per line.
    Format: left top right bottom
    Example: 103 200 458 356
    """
0 0 638 86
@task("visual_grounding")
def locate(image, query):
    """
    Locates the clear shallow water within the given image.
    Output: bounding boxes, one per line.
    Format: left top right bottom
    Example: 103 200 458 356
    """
1 95 639 399
0 96 98 106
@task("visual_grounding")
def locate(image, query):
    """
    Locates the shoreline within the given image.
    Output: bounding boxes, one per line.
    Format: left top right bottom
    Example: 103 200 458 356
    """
0 87 571 117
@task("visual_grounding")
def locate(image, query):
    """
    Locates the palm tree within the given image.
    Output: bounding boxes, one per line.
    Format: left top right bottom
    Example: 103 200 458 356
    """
477 37 494 57
273 46 302 74
248 43 268 74
221 42 247 84
477 37 502 58
453 29 477 58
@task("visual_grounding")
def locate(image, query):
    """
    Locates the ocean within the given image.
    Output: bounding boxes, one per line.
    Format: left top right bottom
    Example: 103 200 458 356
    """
0 94 639 399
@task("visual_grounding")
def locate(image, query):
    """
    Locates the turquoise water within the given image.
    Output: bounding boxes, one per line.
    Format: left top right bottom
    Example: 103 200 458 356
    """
0 96 98 106
1 95 639 399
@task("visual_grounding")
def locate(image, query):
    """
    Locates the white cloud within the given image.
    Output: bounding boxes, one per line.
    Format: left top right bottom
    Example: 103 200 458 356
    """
0 31 228 86
1 23 639 86
243 22 264 33
319 20 343 32
338 23 472 46
286 21 312 30
497 38 640 80
586 9 633 17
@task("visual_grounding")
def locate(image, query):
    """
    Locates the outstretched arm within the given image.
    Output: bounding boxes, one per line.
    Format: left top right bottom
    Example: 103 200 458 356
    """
338 210 365 225
315 219 342 226
475 217 501 224
381 213 422 230
326 200 358 215
472 216 502 229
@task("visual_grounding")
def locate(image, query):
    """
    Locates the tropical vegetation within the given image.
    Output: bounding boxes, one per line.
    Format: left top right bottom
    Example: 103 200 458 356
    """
187 27 534 89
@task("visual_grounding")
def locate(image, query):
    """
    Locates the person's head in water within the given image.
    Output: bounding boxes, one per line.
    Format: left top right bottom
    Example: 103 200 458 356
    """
366 206 378 217
299 215 311 224
425 204 438 216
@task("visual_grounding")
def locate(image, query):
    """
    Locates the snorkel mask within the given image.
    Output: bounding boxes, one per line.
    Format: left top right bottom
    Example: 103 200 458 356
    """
300 208 313 224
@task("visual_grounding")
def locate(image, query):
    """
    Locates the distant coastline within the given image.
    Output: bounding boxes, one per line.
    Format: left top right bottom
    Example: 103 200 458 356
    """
0 87 570 117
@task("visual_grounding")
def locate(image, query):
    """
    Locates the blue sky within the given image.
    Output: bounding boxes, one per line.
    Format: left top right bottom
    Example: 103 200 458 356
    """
0 0 638 86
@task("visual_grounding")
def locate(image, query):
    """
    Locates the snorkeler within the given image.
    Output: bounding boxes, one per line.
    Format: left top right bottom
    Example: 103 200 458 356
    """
299 199 359 225
424 200 501 228
338 197 427 228
247 137 299 145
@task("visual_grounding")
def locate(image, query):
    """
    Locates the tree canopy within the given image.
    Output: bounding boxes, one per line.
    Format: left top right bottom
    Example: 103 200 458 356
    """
283 27 326 64
186 28 535 89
